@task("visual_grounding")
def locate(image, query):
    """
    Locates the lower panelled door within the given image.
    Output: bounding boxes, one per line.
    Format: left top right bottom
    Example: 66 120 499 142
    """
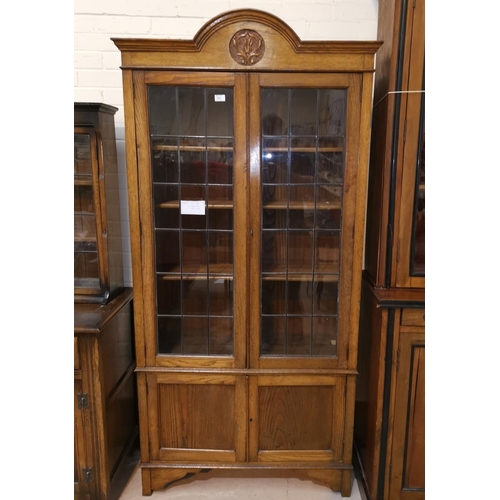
147 373 247 463
248 375 346 463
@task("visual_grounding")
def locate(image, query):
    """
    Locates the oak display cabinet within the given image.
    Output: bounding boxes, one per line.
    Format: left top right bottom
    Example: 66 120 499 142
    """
74 289 139 500
354 0 425 499
74 103 124 304
113 9 381 497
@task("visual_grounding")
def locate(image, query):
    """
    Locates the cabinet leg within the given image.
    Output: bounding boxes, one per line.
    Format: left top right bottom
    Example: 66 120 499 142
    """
150 468 201 492
305 469 342 492
341 469 353 497
141 468 152 496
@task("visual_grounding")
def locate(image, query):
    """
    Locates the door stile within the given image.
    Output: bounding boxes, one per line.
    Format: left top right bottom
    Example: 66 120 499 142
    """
248 375 259 462
336 73 362 369
233 72 249 369
133 70 158 367
248 73 263 369
347 72 374 370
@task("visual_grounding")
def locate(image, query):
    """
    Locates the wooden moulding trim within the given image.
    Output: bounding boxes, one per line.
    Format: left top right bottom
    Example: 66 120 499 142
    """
112 9 382 54
74 288 133 335
135 367 358 375
142 462 352 470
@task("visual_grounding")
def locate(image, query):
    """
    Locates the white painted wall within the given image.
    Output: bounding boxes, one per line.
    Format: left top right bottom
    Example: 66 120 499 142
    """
74 0 379 286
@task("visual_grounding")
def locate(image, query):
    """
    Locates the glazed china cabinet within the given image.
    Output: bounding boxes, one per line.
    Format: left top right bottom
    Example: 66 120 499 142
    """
354 0 425 499
74 103 124 304
113 10 381 497
74 104 138 500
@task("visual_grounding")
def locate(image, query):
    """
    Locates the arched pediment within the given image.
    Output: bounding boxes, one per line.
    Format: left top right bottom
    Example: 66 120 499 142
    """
113 9 381 72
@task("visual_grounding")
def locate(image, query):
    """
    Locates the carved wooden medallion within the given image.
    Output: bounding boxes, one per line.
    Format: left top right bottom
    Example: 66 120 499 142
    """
229 30 265 66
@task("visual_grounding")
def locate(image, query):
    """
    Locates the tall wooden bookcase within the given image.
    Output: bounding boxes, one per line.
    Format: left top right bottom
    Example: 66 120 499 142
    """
354 0 425 499
113 10 381 497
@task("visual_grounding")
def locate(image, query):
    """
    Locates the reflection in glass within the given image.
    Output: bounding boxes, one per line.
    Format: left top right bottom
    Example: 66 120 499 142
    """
411 97 425 275
312 316 337 356
209 318 233 355
74 134 92 177
74 133 99 288
261 316 286 355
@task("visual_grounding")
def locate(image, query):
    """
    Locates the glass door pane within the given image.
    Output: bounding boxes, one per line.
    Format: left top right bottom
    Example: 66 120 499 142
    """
74 133 100 289
411 96 425 275
260 88 346 357
149 86 235 356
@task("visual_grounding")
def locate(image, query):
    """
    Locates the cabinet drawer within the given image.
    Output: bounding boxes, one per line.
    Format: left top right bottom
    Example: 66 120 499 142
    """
401 308 425 327
74 338 80 370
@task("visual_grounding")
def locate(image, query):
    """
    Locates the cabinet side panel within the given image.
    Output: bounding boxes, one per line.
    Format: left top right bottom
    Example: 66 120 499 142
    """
373 0 398 104
105 369 138 482
354 281 387 500
122 69 147 367
364 95 392 286
99 110 124 298
100 300 134 399
403 345 425 490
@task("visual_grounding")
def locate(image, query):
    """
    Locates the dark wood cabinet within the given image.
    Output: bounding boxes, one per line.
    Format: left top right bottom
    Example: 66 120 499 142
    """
74 103 124 304
355 285 424 500
74 289 139 500
113 9 381 497
354 0 425 498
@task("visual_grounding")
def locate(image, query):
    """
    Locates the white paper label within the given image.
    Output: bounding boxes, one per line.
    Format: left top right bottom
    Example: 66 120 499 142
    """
214 94 226 102
180 200 205 215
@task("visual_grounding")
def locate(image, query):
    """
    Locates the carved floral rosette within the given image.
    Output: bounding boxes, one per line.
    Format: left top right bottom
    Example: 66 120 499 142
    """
229 30 265 66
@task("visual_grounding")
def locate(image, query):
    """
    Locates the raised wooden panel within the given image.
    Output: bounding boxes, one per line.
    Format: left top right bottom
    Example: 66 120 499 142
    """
259 385 333 450
148 373 246 462
160 384 235 450
389 332 425 500
74 338 80 370
249 375 345 462
401 308 424 327
403 346 425 491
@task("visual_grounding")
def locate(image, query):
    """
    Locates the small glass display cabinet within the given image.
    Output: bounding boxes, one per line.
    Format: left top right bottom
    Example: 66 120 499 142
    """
74 103 123 304
113 10 381 497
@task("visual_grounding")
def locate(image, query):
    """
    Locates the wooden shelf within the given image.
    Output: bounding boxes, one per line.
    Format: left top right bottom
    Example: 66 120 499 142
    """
75 277 100 288
75 236 97 243
159 263 233 280
262 273 339 282
263 201 341 210
157 200 233 209
262 263 339 281
74 177 93 186
264 147 342 153
152 145 233 152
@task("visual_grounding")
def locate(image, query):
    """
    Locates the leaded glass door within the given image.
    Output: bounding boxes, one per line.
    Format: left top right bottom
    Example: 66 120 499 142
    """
134 72 247 368
74 127 103 297
249 73 363 369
